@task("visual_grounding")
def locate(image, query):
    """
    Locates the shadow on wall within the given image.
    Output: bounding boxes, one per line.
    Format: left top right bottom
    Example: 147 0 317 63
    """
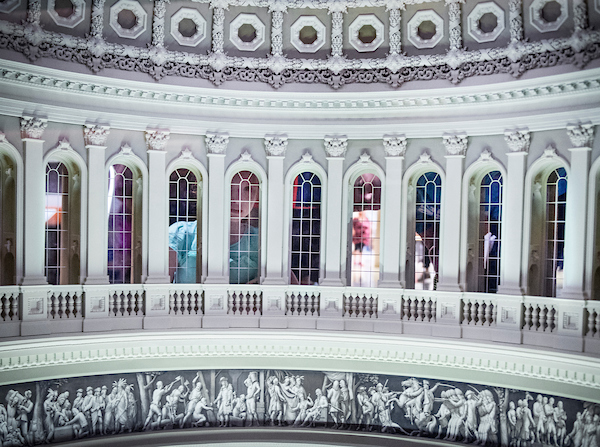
0 368 597 446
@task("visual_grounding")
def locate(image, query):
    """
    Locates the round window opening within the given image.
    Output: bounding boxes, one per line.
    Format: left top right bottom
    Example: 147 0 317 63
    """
417 20 436 40
178 18 197 38
117 9 138 30
299 26 317 45
478 12 498 34
358 24 377 44
541 1 561 23
238 23 257 43
55 0 74 18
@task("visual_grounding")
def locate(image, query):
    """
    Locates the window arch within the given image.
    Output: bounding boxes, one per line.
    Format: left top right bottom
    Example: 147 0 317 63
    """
168 168 202 283
107 163 144 284
349 173 382 287
414 172 441 290
229 170 261 284
478 171 503 293
524 154 569 298
290 171 322 285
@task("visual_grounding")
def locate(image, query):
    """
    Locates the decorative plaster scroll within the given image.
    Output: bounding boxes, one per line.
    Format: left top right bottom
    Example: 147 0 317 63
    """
90 0 105 38
324 136 348 157
504 129 530 153
84 124 110 147
205 132 229 154
383 135 407 157
443 133 468 156
330 10 344 57
145 129 170 151
264 135 288 157
446 0 464 51
271 10 284 56
388 8 401 55
26 0 41 24
567 122 595 148
211 7 226 54
20 115 47 140
152 0 168 48
509 0 523 43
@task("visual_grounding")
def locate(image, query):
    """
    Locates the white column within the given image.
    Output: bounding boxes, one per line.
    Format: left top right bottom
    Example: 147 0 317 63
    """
263 136 288 285
562 123 594 299
438 134 467 292
145 129 170 283
321 136 347 287
83 124 110 284
498 129 530 295
204 132 228 284
20 115 47 285
379 135 405 288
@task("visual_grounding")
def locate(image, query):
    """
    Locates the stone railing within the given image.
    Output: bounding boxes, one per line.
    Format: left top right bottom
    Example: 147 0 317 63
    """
2 284 599 354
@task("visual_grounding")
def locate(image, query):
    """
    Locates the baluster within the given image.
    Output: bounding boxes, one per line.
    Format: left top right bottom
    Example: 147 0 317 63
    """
477 301 485 327
484 301 492 326
74 293 81 318
532 305 540 331
351 295 359 318
243 292 249 315
370 295 376 318
301 294 307 316
468 301 475 325
402 297 409 321
228 292 235 315
424 299 431 322
540 306 548 331
549 306 556 333
431 299 437 322
294 293 300 315
523 304 532 330
136 292 143 315
463 300 470 325
175 292 182 316
595 311 600 338
410 298 417 321
313 294 319 316
416 299 424 322
47 293 53 319
56 293 63 318
0 295 5 321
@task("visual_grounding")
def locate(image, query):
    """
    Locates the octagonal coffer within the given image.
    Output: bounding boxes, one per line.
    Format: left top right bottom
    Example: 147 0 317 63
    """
290 15 326 53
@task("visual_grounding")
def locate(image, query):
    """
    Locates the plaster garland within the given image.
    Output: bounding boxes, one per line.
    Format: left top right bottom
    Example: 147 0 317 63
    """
504 129 531 153
145 129 171 151
83 124 110 147
567 122 595 148
20 115 47 140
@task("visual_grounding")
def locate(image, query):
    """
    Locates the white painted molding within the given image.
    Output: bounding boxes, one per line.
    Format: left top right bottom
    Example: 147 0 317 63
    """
567 122 595 148
529 0 568 33
47 0 86 28
170 7 207 47
229 13 265 52
83 123 110 147
348 14 385 53
109 0 148 39
20 115 47 140
407 9 445 49
467 1 506 44
290 16 326 54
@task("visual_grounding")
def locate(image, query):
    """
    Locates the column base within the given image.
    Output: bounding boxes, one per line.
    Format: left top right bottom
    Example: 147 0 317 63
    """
144 275 171 284
262 277 287 286
84 276 110 285
203 276 229 285
377 280 402 289
20 276 47 286
320 278 344 287
497 284 525 296
435 282 462 293
559 287 587 300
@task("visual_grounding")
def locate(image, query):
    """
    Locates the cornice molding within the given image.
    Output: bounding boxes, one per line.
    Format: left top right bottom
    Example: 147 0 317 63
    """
0 331 598 403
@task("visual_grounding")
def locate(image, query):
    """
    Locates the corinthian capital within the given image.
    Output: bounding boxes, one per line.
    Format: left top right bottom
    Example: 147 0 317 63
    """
504 128 530 153
567 122 594 148
83 123 110 146
383 135 407 157
205 132 229 154
443 133 468 156
264 135 288 157
145 129 170 151
20 115 47 140
324 136 348 158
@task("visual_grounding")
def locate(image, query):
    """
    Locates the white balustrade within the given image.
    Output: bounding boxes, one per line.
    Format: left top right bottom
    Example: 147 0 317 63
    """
1 284 599 354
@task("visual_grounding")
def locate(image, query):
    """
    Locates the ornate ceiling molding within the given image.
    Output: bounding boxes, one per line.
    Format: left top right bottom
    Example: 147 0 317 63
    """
205 132 229 154
264 135 288 157
83 123 110 147
566 122 595 148
20 115 47 140
504 128 531 153
145 129 171 151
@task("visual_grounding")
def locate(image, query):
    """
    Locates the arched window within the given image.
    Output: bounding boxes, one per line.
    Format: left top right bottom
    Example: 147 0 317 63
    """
45 162 69 285
229 170 260 284
350 173 381 287
544 167 567 297
290 172 322 285
107 164 142 284
168 168 201 283
478 171 503 293
0 151 16 285
415 172 441 290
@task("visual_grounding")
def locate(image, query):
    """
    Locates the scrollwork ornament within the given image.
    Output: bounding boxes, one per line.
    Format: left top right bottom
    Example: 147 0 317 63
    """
271 10 284 56
211 7 226 54
205 132 229 154
330 10 344 57
324 136 348 158
504 129 530 153
84 124 110 146
388 9 401 55
508 0 524 43
90 0 105 38
445 0 464 51
383 135 407 157
20 115 47 140
152 0 168 48
145 129 170 151
443 133 468 156
567 123 594 148
264 135 288 157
